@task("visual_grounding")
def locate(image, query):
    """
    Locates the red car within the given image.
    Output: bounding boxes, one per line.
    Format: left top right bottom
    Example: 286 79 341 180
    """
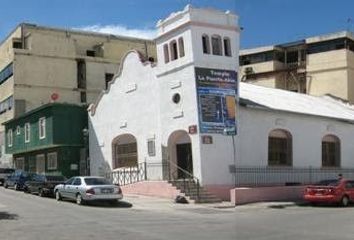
304 179 354 206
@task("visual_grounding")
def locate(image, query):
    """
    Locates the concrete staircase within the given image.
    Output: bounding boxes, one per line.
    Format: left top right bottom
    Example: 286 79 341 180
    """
169 179 222 203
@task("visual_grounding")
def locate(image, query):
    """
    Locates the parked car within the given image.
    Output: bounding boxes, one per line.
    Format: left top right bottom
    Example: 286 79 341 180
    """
4 170 34 191
24 174 66 197
0 168 15 186
54 176 123 205
304 179 354 206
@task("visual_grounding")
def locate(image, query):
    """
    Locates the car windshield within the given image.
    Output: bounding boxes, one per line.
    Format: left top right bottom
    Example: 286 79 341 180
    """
316 179 340 186
84 178 111 186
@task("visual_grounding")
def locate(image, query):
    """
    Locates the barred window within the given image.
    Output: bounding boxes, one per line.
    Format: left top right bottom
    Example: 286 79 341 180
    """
322 135 340 167
47 152 58 170
114 142 137 168
268 129 292 166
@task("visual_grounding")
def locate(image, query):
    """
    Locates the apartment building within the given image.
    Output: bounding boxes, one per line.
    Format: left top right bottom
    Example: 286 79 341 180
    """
0 23 156 167
239 31 354 103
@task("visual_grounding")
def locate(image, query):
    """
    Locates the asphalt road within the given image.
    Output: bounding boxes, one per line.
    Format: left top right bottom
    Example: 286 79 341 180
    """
0 187 236 240
2 187 354 240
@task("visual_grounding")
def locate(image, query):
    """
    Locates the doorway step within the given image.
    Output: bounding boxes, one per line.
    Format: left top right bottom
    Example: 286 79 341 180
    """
169 179 222 203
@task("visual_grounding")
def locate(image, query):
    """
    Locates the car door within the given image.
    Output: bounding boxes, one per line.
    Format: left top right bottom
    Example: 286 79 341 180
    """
69 178 82 199
346 181 354 200
61 177 75 198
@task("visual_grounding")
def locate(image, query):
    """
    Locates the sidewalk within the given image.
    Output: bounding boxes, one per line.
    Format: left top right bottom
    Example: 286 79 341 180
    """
123 194 236 211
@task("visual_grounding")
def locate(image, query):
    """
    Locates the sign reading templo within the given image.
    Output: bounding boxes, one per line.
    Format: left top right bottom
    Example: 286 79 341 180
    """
195 67 238 134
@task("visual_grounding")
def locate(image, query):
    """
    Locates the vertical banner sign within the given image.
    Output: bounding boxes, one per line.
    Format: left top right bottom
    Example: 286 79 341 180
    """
195 67 238 134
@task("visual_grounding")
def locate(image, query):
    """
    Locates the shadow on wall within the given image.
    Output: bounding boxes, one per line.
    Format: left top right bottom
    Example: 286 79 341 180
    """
89 119 111 177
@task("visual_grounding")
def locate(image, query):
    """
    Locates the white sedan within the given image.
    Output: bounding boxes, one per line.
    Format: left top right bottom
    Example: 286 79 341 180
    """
54 176 123 205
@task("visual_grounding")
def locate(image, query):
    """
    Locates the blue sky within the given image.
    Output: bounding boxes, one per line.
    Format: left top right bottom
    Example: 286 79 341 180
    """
0 0 354 49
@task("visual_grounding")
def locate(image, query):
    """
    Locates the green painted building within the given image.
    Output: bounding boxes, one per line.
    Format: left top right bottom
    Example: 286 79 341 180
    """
4 103 88 177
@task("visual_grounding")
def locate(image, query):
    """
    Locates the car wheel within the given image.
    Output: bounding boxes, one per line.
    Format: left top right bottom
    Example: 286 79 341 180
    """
4 183 8 189
55 190 62 201
76 194 85 205
341 196 350 207
39 189 45 197
14 183 20 191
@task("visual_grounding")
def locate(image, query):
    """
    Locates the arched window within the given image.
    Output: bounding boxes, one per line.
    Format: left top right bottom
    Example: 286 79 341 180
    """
268 129 292 166
112 134 138 169
163 44 169 63
202 34 210 54
178 37 185 58
170 40 178 61
211 35 222 55
322 135 340 167
223 37 232 57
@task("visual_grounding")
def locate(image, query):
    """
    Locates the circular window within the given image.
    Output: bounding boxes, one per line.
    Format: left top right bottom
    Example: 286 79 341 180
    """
172 93 181 104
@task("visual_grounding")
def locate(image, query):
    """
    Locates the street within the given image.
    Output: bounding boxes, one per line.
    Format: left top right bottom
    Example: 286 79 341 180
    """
2 187 354 240
0 187 236 240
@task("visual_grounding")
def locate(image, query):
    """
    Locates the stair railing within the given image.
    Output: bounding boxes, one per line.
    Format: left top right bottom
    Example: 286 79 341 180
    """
166 160 200 201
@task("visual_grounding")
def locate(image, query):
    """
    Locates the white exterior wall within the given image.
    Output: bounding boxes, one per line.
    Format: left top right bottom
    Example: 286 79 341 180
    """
239 106 354 168
89 52 161 177
90 6 240 187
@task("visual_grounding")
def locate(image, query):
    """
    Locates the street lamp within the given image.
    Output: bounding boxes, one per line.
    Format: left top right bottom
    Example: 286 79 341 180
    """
223 127 237 206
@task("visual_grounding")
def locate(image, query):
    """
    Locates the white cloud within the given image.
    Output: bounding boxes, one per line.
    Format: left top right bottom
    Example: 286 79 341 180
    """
76 24 156 39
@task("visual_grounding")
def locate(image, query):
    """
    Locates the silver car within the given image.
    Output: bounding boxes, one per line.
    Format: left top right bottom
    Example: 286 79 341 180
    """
54 176 123 205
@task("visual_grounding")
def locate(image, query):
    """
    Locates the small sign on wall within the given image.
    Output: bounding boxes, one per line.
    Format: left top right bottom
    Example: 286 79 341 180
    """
188 125 198 134
70 164 78 170
202 135 213 144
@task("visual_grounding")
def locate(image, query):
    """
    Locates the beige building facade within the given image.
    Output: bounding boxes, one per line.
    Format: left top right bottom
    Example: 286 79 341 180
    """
0 23 156 167
240 31 354 103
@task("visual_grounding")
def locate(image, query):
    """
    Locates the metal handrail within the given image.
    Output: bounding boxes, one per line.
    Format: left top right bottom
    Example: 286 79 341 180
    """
167 160 200 201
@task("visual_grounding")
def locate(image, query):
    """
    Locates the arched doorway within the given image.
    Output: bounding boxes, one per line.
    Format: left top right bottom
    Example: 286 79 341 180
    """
168 130 193 179
112 134 138 169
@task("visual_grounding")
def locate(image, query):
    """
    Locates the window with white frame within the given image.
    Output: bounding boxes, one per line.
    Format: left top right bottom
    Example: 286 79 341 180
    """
7 129 13 147
16 126 20 135
202 34 210 54
223 37 232 57
178 37 185 58
211 35 222 55
147 139 156 156
25 123 30 143
39 117 46 139
170 40 178 61
47 152 58 170
163 44 170 63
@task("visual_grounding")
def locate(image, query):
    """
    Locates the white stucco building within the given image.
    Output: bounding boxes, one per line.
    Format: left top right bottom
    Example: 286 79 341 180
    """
88 5 354 201
89 5 239 200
